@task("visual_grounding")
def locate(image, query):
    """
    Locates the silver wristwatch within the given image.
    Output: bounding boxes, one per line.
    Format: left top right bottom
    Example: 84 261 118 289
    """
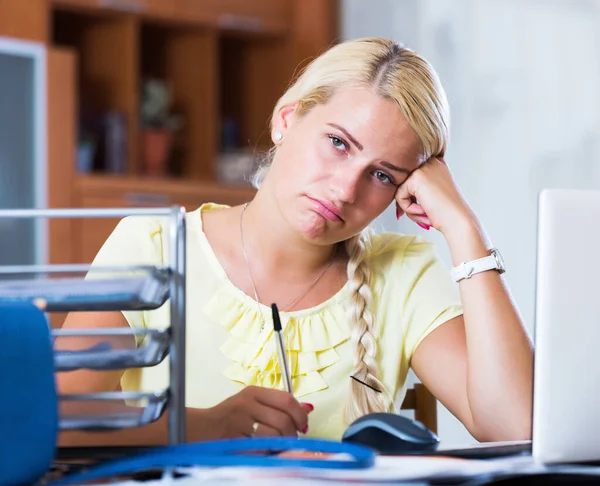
450 248 505 282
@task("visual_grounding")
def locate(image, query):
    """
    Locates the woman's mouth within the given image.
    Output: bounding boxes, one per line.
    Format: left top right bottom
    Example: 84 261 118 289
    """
308 197 343 222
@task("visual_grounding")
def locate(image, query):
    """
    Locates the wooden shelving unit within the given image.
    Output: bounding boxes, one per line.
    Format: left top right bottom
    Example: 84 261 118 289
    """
0 0 339 263
73 174 256 262
48 0 335 182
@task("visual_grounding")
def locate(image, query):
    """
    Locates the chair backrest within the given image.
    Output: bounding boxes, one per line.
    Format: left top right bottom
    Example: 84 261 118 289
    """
0 303 58 486
400 383 437 434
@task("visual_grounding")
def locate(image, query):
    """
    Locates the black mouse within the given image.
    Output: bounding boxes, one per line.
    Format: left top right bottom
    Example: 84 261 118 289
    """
341 412 440 454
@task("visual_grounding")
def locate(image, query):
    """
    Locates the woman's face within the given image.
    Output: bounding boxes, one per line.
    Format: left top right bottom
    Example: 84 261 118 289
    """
266 85 426 244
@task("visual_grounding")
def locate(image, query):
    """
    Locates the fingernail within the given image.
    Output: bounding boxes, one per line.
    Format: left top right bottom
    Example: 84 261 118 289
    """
417 223 431 230
396 205 401 220
301 402 314 412
301 425 309 434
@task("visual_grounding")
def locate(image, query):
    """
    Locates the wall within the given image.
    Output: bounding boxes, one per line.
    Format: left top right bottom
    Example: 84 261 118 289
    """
342 0 600 445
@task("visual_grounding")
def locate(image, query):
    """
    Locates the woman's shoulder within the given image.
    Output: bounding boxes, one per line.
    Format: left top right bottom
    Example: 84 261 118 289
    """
93 203 226 265
367 231 458 310
115 202 225 235
367 231 436 263
366 231 446 286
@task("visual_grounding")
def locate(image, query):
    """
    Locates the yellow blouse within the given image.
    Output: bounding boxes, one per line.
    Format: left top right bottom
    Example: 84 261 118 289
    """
89 203 463 439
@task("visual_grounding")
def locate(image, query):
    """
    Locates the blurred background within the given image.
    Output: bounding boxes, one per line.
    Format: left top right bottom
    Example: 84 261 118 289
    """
1 0 598 445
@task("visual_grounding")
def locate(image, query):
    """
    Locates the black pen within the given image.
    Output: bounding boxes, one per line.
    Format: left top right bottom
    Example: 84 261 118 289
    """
271 303 293 394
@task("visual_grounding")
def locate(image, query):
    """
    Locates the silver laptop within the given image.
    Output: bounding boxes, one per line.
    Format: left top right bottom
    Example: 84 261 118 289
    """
533 188 600 463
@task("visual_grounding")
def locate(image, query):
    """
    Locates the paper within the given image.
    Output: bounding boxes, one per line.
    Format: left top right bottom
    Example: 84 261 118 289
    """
82 453 540 485
177 454 531 483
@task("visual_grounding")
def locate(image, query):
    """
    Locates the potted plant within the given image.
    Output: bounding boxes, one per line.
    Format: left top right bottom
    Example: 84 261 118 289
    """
140 79 183 177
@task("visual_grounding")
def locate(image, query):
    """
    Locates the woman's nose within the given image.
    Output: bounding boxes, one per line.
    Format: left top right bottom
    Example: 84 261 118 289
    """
329 166 362 204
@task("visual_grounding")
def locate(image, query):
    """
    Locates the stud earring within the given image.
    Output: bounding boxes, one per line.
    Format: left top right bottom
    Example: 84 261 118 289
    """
273 131 283 142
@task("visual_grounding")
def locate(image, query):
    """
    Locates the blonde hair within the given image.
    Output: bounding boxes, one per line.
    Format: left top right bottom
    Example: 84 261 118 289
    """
252 38 450 423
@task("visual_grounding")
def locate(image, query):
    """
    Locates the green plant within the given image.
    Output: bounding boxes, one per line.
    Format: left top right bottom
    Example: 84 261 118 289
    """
140 79 183 131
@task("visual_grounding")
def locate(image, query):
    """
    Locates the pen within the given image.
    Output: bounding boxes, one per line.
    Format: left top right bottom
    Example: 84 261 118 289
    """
271 303 293 394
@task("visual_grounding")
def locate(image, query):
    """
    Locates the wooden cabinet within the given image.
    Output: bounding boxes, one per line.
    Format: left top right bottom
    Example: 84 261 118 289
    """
43 0 338 264
52 0 101 9
142 0 177 17
0 0 48 42
140 23 217 179
48 2 317 184
53 0 177 18
73 175 255 262
48 47 78 266
181 0 292 34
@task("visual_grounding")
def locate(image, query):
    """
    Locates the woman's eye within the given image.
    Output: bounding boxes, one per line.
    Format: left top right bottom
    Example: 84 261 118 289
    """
374 170 393 185
329 135 347 151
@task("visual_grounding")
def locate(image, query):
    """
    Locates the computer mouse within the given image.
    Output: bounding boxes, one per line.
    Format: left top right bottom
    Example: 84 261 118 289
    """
341 412 440 454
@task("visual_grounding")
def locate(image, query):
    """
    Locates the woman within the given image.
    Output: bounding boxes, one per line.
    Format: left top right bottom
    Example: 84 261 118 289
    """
57 37 533 445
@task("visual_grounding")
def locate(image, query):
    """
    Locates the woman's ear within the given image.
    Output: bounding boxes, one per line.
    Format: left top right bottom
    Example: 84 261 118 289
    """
271 102 298 144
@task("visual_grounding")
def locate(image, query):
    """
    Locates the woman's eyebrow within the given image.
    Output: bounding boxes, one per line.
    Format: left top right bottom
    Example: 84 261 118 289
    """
327 123 363 151
381 161 411 175
327 122 412 175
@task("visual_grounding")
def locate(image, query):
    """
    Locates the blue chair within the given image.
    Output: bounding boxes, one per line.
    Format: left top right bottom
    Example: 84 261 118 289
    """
0 303 58 486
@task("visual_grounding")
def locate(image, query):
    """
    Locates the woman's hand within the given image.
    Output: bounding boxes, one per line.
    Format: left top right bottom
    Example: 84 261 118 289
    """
395 157 478 238
196 386 314 440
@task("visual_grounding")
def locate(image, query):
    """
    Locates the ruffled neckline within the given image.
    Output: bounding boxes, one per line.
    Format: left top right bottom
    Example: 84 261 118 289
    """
194 203 352 397
192 203 350 317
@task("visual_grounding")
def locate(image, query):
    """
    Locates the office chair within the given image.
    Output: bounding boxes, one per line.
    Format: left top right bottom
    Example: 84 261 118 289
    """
401 383 437 434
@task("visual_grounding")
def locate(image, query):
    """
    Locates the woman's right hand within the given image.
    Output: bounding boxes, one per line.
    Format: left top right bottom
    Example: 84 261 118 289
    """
196 386 314 440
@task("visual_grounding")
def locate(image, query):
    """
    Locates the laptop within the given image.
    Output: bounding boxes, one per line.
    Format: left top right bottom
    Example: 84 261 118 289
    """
532 188 600 464
433 188 600 463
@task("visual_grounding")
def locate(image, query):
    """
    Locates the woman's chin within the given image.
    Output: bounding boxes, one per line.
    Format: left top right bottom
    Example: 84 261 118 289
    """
297 213 331 241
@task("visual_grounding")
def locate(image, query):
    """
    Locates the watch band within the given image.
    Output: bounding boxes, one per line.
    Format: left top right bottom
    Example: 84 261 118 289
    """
451 249 505 282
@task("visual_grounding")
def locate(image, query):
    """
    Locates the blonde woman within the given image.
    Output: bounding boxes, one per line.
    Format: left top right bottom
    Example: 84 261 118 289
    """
57 37 533 445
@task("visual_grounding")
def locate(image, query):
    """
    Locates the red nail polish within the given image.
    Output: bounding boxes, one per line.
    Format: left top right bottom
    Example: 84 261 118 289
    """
396 205 401 220
417 223 431 230
301 402 314 412
302 425 309 434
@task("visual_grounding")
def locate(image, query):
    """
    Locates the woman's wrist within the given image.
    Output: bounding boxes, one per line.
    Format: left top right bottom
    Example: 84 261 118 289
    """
442 216 492 266
186 407 219 441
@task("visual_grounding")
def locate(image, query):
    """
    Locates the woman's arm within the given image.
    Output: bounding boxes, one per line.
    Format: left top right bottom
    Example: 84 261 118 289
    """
396 159 533 442
56 311 209 446
56 312 311 445
410 224 533 441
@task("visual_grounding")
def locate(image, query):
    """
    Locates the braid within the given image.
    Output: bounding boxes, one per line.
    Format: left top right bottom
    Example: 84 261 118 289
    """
344 230 391 423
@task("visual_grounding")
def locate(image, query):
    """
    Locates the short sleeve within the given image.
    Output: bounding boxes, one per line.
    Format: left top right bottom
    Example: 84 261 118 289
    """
86 216 166 335
398 237 463 362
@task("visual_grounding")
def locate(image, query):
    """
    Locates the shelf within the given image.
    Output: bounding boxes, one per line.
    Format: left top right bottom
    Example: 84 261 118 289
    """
52 9 138 173
72 174 255 263
52 0 294 32
54 327 170 371
0 266 171 311
219 35 292 154
140 22 216 179
0 206 187 443
75 173 256 204
180 0 292 35
59 390 168 431
53 0 178 21
44 0 338 271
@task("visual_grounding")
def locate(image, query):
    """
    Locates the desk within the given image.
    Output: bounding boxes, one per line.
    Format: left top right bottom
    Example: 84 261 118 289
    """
47 448 600 486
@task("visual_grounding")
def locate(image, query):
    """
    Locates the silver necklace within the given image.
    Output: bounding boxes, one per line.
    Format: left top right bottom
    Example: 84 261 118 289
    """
240 202 336 331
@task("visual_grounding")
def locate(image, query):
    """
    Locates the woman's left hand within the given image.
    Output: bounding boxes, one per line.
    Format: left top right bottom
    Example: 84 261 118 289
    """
395 157 477 237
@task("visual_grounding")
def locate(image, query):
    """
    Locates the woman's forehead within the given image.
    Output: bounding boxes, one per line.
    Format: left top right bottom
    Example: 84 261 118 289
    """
305 87 424 163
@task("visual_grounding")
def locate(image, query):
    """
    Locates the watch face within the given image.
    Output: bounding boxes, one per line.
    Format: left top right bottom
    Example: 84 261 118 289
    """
492 248 505 273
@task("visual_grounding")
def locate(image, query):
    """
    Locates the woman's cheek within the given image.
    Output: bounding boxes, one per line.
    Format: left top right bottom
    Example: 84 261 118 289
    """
305 145 332 173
